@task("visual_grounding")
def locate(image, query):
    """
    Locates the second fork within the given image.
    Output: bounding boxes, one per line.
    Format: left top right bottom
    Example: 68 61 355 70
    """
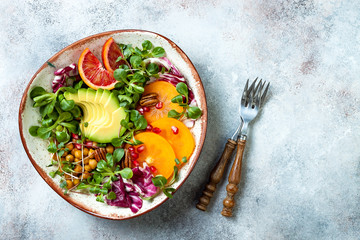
221 78 269 217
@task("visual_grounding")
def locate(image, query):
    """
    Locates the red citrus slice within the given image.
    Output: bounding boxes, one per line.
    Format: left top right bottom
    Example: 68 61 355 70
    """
102 37 126 73
78 48 117 90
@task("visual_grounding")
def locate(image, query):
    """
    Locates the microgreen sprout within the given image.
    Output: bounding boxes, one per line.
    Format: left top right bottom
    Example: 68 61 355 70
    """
168 82 202 120
151 165 179 199
111 110 147 146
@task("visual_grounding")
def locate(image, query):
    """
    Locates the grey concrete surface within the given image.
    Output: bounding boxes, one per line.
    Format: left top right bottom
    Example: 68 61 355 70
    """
0 0 359 239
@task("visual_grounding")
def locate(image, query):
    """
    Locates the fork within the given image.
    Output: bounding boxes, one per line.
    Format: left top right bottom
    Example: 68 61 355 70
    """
221 78 270 217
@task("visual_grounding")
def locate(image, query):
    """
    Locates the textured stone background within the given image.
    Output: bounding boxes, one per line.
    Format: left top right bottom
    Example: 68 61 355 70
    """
1 0 359 239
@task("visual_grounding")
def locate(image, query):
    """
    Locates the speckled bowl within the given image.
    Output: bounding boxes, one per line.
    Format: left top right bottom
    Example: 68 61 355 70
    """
18 30 207 220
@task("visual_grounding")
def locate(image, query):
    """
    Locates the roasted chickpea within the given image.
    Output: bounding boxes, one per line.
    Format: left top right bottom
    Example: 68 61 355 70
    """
106 145 114 154
84 165 92 172
65 154 74 162
60 157 65 162
74 165 82 173
71 148 77 156
83 148 89 156
88 149 95 158
66 143 74 151
82 172 91 179
74 149 82 159
65 174 72 180
74 158 81 164
89 159 97 170
73 178 80 185
66 180 74 189
84 158 89 165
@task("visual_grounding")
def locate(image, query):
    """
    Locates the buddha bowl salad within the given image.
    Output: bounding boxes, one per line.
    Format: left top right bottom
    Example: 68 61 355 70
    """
28 38 202 213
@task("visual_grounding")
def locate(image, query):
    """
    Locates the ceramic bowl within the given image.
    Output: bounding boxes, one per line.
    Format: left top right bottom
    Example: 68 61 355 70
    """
18 30 207 220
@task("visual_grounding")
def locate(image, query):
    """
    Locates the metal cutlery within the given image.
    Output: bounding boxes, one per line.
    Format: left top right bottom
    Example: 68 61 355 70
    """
221 78 269 217
196 78 269 212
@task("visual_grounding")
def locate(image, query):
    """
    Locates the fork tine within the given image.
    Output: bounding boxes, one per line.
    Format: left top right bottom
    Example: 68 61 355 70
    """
253 79 262 95
248 77 258 93
261 82 270 104
242 79 249 99
257 81 265 106
243 79 249 93
258 81 265 95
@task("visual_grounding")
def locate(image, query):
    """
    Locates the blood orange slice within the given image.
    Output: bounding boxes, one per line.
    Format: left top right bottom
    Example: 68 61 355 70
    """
78 48 117 90
102 37 126 73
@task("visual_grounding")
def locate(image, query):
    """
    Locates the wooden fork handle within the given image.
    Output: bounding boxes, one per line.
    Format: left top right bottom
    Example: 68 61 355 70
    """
196 139 237 211
221 136 247 217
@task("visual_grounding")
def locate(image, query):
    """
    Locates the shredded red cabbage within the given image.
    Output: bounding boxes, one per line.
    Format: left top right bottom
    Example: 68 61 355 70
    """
51 63 77 93
106 176 143 213
144 57 182 77
54 63 77 76
131 164 158 197
124 183 143 213
106 176 132 208
52 75 66 93
105 163 159 213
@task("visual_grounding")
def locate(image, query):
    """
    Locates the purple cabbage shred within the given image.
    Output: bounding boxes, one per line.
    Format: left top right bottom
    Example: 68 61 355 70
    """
51 63 77 93
131 164 158 198
105 164 158 213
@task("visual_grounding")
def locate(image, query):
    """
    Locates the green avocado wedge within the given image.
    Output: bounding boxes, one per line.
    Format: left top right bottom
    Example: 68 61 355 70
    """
64 89 127 143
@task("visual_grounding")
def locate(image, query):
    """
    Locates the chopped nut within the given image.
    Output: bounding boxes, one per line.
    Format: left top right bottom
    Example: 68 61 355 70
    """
94 148 107 162
120 149 132 169
139 93 159 107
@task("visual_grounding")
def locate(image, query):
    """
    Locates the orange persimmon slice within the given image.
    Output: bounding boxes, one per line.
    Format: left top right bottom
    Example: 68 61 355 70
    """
142 81 184 123
151 118 195 163
133 132 176 179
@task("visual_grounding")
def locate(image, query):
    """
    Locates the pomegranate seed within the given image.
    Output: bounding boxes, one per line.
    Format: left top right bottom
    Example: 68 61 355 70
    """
132 160 139 167
131 152 139 159
171 126 179 134
74 143 81 150
84 141 93 147
128 146 135 152
150 166 157 173
138 108 144 115
146 124 153 131
152 127 161 134
137 145 145 153
155 101 163 109
143 106 150 112
72 133 79 139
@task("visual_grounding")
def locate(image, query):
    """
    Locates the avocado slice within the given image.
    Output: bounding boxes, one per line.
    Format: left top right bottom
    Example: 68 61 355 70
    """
77 89 98 136
64 91 91 135
64 88 127 143
89 107 127 143
85 89 105 133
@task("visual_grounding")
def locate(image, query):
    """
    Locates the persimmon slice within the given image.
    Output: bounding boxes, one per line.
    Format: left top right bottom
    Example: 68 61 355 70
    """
101 37 126 73
143 81 184 123
78 48 117 90
133 132 176 179
151 118 195 162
